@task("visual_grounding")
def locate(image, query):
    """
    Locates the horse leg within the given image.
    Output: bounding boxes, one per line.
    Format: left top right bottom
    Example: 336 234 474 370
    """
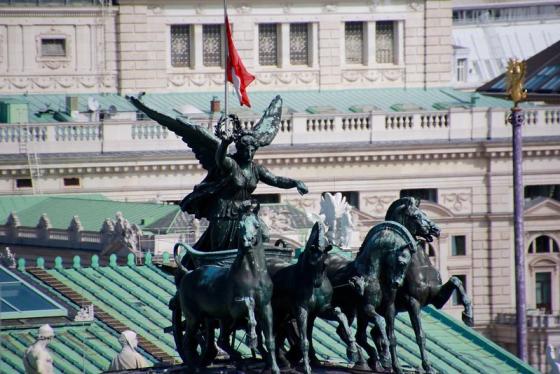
295 306 312 374
241 297 258 349
184 315 202 368
355 309 383 371
432 276 474 326
306 314 321 367
217 318 242 363
257 303 280 374
369 312 391 369
407 297 434 374
385 300 403 374
319 306 358 363
200 319 217 366
274 321 291 369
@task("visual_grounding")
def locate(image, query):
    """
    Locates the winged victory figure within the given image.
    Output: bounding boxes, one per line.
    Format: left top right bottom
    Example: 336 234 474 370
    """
128 95 308 253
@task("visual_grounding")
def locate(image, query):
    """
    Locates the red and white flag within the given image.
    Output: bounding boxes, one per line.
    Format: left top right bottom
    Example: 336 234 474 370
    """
225 16 255 107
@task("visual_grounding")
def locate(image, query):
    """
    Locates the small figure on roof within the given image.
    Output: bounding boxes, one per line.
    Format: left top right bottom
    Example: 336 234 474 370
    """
128 95 308 253
547 345 560 374
108 330 148 371
22 324 55 374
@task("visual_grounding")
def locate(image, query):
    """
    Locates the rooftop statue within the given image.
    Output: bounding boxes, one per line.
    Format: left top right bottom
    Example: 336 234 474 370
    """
128 95 308 254
386 197 472 374
547 345 560 374
108 330 148 371
324 197 442 373
268 222 358 374
172 202 280 373
22 324 55 374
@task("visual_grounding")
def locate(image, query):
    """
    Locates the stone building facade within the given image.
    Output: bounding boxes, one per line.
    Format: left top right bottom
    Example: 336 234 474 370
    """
0 0 559 372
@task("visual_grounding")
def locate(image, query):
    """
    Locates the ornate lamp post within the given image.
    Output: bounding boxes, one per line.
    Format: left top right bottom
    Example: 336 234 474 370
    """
506 58 528 362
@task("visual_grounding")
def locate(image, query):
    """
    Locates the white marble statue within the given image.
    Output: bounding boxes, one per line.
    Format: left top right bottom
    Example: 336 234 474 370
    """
109 330 148 371
547 345 560 374
317 192 357 248
23 324 55 374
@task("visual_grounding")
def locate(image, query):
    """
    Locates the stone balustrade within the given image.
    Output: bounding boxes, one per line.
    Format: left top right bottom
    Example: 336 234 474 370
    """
0 106 559 154
495 312 560 328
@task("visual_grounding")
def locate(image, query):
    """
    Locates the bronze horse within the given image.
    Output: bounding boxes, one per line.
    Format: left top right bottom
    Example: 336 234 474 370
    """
324 197 441 372
173 204 280 374
382 197 473 374
268 222 358 374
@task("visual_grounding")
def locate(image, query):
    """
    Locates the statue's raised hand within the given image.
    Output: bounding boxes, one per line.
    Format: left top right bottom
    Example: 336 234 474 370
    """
296 180 308 195
215 114 236 144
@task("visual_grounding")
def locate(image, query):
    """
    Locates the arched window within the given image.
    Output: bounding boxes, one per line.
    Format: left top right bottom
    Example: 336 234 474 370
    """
528 235 559 254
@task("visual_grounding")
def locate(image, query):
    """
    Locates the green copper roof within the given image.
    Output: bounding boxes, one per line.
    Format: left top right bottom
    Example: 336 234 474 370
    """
0 93 134 124
0 195 179 232
6 254 538 373
0 88 513 124
0 194 109 222
1 322 157 374
140 87 512 118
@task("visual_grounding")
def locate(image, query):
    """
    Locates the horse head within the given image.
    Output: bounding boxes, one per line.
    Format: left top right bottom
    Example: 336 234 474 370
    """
238 200 265 251
299 222 333 287
386 242 413 288
385 197 440 243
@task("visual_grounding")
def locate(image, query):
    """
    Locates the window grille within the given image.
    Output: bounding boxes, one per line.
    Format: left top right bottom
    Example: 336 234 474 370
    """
376 21 394 64
259 24 278 66
171 25 190 67
203 24 222 67
41 39 66 57
290 23 309 65
345 22 363 64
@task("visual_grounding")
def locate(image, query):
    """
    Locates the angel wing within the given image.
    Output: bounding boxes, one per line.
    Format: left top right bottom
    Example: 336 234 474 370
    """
253 95 282 147
128 95 220 171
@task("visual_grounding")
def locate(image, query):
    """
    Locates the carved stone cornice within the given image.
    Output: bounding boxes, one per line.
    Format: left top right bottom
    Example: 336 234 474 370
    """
0 8 115 18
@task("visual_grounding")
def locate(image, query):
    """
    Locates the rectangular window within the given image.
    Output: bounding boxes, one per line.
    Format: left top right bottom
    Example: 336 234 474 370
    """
535 272 552 314
376 21 394 64
452 274 466 305
259 24 278 66
290 23 309 66
345 22 364 64
63 177 80 187
16 178 33 188
202 24 223 67
456 58 467 82
254 194 281 204
451 235 466 256
170 25 191 67
41 38 66 57
525 184 560 202
400 188 438 203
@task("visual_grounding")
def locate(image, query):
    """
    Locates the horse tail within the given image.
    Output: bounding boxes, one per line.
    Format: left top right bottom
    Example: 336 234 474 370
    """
173 242 190 286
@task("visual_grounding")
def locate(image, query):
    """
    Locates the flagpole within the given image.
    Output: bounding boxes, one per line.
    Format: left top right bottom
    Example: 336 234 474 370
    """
223 0 228 122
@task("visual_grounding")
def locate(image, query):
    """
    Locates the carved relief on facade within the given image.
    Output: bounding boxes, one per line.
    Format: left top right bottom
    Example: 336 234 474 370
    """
284 197 317 212
35 29 72 70
342 68 404 84
441 189 472 214
254 71 319 86
363 194 397 216
0 74 116 92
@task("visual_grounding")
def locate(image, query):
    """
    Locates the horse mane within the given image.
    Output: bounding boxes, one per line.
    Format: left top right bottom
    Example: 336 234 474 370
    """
385 196 416 221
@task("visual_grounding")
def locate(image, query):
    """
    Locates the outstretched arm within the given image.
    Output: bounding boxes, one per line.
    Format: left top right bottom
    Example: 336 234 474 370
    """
257 165 308 195
215 139 234 171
